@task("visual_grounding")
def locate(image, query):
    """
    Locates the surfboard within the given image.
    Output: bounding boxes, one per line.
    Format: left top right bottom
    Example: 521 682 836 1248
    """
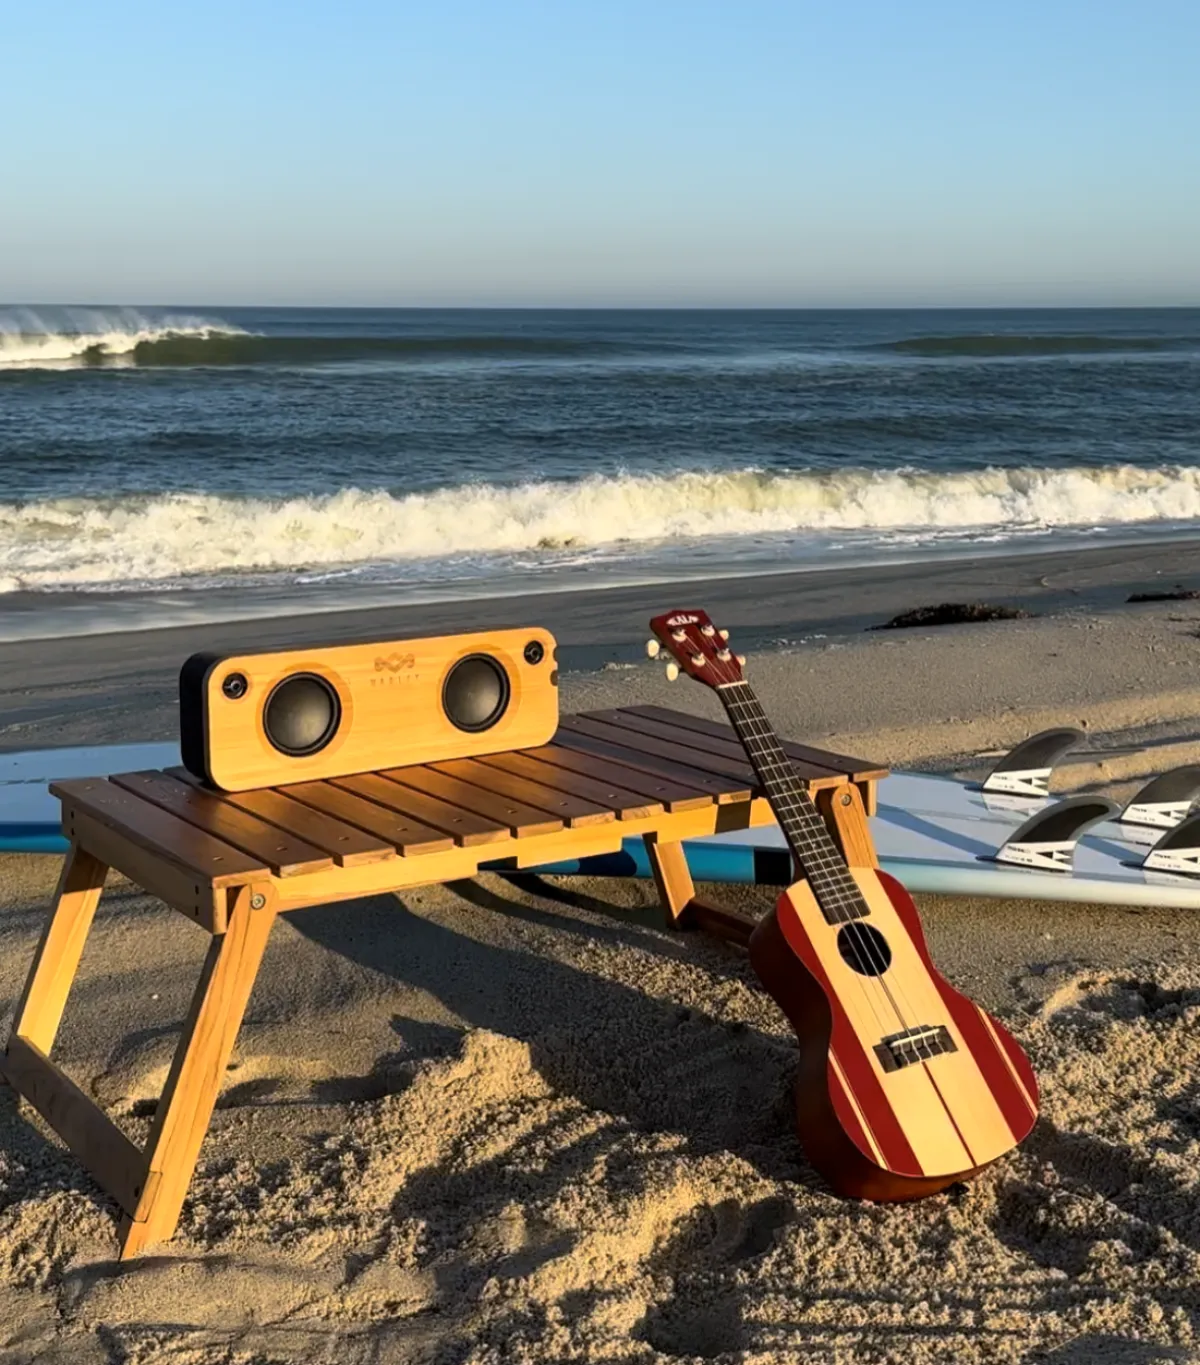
3 742 1199 908
0 743 180 851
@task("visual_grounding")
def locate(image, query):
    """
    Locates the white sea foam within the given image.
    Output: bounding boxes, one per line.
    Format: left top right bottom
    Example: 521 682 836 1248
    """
0 464 1197 594
0 308 246 368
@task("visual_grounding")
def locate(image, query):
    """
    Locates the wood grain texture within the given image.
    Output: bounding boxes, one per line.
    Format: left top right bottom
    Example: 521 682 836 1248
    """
121 886 277 1259
582 708 848 788
1 1036 151 1218
61 810 224 931
626 705 889 783
332 773 511 848
476 749 665 820
642 834 695 925
279 780 455 855
52 780 266 887
559 715 758 786
196 627 559 792
551 725 752 804
431 756 616 828
516 743 713 811
817 784 879 869
9 845 108 1054
169 769 397 867
111 771 333 877
381 765 564 838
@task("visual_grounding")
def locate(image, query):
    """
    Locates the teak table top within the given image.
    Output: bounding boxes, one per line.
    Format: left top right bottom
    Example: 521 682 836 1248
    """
51 704 886 931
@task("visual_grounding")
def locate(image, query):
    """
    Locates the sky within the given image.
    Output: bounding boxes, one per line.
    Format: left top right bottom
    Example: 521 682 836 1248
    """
3 0 1198 307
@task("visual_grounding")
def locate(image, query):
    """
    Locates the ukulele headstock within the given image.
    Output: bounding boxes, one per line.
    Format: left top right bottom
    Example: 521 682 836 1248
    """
648 609 745 689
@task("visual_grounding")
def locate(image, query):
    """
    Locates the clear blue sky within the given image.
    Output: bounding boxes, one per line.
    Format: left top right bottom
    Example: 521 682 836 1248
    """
4 0 1198 307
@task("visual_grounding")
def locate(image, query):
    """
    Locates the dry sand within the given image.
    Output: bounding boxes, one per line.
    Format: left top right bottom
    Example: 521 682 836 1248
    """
2 588 1200 1363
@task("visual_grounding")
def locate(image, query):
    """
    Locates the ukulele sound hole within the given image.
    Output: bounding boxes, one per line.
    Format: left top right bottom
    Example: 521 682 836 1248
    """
836 923 892 977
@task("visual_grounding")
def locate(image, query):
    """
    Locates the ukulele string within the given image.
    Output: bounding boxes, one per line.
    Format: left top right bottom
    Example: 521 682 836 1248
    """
707 647 912 1035
720 678 922 1043
717 668 938 1055
726 683 925 1039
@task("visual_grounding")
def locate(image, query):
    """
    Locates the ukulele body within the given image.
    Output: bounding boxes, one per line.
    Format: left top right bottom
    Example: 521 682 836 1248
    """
749 867 1038 1200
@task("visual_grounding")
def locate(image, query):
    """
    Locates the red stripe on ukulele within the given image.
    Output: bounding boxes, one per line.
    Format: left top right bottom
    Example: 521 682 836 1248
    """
775 895 923 1178
825 1061 880 1161
877 871 1038 1140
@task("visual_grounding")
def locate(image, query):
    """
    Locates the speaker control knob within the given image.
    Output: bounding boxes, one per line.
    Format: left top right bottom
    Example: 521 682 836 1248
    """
221 672 248 700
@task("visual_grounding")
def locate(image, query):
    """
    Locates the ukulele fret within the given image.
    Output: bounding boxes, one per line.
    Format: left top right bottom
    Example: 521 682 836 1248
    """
720 682 869 925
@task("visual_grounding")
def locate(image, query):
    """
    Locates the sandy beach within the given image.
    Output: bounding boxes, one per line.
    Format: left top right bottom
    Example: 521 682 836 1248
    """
2 547 1200 1363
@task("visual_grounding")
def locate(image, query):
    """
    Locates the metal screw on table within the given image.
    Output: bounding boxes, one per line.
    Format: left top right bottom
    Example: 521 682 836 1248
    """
840 792 853 806
250 893 266 909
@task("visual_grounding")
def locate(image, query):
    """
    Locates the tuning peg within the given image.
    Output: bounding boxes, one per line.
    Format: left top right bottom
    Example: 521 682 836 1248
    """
665 661 680 681
690 653 705 667
719 629 730 641
700 624 715 636
717 648 732 661
735 654 746 667
645 639 660 658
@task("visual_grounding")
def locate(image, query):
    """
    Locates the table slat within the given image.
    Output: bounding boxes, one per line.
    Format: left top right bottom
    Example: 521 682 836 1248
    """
583 708 845 786
431 757 615 828
279 781 455 856
111 772 332 878
51 780 266 886
518 743 717 811
553 722 754 802
333 773 510 847
476 750 666 820
167 770 395 867
382 766 563 838
627 705 888 782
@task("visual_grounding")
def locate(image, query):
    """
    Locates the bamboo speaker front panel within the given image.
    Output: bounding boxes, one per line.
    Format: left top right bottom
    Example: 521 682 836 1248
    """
180 628 559 792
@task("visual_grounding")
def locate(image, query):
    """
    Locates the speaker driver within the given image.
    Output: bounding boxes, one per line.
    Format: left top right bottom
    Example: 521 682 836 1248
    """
263 673 342 756
443 654 510 733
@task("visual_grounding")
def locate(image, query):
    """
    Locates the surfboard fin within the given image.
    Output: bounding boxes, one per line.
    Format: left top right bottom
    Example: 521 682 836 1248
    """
981 727 1084 798
1120 765 1200 830
1142 813 1200 878
991 795 1119 872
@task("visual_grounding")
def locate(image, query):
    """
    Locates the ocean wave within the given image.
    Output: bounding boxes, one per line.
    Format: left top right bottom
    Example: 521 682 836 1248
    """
869 334 1178 358
1 464 1198 592
0 309 249 369
0 309 669 370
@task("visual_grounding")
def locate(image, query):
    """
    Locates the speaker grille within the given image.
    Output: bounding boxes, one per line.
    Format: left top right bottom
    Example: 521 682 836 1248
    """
443 654 510 733
263 673 342 756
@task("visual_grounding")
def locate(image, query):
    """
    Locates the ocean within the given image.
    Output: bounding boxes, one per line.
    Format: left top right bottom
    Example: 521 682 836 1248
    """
1 306 1198 634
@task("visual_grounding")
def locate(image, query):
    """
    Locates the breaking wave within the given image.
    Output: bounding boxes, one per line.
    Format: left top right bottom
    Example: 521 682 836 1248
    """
1 464 1198 592
0 309 669 370
0 309 250 369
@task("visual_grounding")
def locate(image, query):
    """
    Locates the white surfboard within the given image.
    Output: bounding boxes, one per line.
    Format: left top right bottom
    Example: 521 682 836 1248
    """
2 742 1200 909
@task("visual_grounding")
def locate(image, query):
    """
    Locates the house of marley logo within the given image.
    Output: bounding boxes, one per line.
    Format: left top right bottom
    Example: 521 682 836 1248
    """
375 652 416 672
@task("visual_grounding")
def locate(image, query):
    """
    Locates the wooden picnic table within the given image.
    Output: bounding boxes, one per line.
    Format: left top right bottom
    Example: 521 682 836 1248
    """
0 704 885 1259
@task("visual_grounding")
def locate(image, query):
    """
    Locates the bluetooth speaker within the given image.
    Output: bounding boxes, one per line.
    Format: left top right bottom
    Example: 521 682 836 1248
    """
179 627 559 791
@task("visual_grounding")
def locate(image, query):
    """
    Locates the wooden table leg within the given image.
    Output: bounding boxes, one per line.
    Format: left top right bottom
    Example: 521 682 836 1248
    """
120 884 275 1259
643 832 695 926
817 783 878 868
8 844 108 1056
642 834 755 947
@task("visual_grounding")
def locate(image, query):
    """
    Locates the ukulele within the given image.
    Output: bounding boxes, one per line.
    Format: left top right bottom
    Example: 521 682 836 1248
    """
649 609 1038 1200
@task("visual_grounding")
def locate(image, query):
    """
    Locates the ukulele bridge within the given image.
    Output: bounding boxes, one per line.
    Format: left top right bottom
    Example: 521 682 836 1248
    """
875 1025 957 1072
